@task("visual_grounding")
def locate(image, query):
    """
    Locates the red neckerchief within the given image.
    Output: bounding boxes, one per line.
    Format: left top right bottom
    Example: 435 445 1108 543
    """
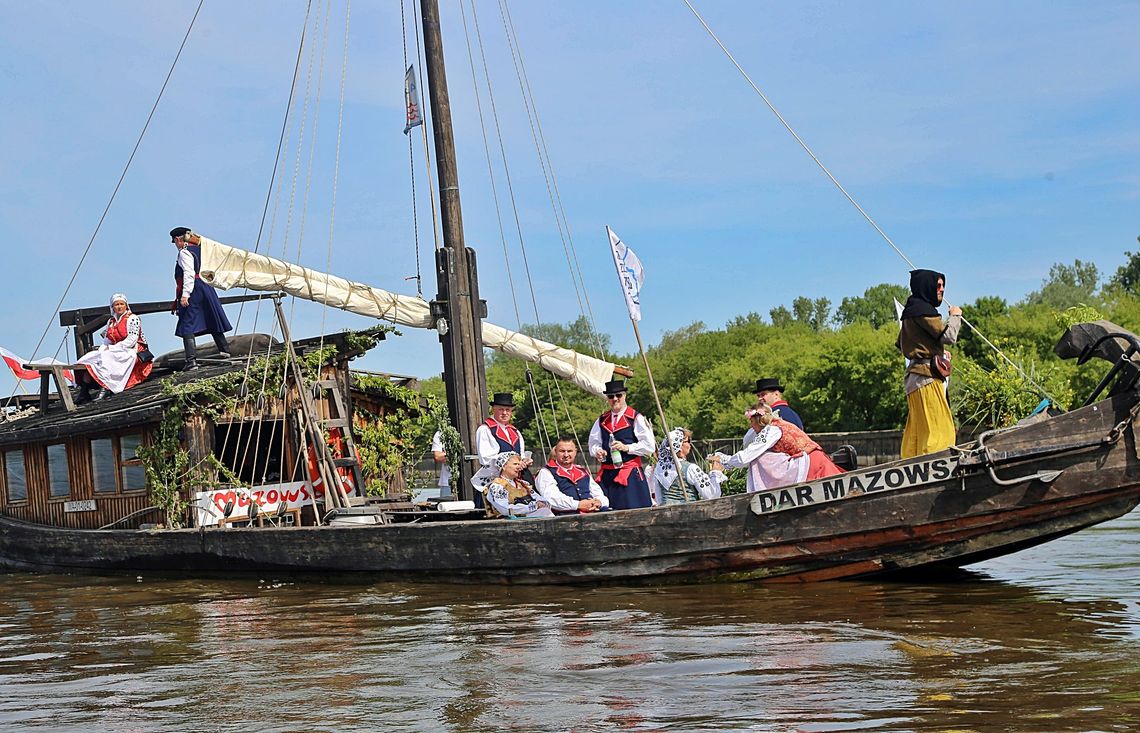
771 399 790 409
547 459 588 484
485 417 520 447
599 406 637 433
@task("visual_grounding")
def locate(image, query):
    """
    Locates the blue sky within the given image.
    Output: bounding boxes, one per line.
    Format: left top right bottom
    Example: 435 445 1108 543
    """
1 1 1138 399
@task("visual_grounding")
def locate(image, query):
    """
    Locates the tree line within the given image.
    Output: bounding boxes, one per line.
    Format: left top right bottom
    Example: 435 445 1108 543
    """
420 251 1140 453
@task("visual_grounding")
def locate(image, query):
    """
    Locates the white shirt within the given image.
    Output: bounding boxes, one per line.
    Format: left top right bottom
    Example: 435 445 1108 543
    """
534 465 610 512
430 430 450 489
470 420 527 493
587 408 655 461
177 247 197 297
475 421 526 466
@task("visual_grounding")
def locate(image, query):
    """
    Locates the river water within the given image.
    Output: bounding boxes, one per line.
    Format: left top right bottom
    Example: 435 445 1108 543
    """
1 511 1137 733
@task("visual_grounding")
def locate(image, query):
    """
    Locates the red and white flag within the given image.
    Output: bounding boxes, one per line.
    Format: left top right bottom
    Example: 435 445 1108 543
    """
0 347 74 383
404 65 424 135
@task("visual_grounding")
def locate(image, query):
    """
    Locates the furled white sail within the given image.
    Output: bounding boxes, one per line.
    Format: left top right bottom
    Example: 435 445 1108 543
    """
198 236 617 395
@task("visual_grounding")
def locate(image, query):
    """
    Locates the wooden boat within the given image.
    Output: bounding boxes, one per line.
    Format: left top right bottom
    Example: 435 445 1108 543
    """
2 2 1138 582
1 311 1138 581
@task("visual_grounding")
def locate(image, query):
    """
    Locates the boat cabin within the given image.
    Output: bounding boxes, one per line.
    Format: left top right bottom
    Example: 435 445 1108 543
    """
0 325 418 530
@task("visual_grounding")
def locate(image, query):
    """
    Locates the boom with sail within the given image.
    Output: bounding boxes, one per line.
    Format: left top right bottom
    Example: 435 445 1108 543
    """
197 235 620 396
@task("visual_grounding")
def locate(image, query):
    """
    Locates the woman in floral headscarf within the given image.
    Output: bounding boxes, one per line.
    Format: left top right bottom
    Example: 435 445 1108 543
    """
650 427 725 505
484 452 554 519
75 293 153 402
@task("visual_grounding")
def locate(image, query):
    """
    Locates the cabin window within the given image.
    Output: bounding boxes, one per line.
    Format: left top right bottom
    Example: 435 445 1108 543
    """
214 420 296 485
3 451 27 503
90 434 147 494
92 438 118 493
47 444 70 498
120 434 146 491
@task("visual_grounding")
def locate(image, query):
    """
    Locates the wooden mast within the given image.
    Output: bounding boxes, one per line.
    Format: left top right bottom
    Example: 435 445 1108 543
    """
420 0 487 500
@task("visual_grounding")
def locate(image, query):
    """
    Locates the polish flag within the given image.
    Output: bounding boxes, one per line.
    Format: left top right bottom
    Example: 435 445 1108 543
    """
0 347 75 383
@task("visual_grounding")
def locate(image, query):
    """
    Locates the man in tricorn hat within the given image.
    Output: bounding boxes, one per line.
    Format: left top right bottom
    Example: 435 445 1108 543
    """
738 377 805 493
169 227 233 371
587 379 656 509
748 377 803 433
470 392 533 503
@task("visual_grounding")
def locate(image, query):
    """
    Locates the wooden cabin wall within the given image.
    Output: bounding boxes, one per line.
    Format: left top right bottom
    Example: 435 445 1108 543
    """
0 430 159 530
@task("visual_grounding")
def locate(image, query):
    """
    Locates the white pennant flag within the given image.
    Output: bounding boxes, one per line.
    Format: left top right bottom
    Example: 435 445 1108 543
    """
607 226 645 322
403 65 423 134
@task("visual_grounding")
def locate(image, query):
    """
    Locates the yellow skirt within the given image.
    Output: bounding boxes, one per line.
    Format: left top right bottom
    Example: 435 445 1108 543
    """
901 380 956 458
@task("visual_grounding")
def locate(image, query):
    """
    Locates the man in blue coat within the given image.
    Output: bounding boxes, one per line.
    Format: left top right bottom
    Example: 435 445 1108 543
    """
170 227 232 371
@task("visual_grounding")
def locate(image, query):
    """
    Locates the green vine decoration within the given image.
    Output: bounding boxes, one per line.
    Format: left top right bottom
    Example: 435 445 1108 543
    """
351 374 459 495
137 342 347 526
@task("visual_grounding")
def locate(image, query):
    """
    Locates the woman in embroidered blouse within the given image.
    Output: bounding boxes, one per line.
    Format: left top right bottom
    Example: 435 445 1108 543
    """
651 427 725 505
75 293 152 402
484 452 554 519
716 403 843 491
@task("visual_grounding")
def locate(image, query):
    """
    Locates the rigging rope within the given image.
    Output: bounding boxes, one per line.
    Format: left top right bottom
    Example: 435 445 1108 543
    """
409 1 444 252
400 0 425 296
14 0 204 403
497 0 607 361
458 0 525 331
464 0 566 456
681 0 1060 406
318 0 352 349
222 1 315 478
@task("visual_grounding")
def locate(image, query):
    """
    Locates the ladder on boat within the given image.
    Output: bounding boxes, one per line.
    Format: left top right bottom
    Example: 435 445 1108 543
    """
272 299 364 523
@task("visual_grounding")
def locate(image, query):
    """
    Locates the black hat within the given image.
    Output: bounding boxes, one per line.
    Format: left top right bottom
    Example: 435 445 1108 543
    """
490 392 515 407
170 226 192 240
753 378 784 394
602 379 628 396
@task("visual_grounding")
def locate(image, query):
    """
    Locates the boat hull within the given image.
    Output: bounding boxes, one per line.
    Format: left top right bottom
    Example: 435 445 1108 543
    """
3 393 1139 584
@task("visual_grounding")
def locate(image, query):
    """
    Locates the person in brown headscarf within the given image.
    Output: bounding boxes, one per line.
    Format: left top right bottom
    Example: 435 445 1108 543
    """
897 268 963 457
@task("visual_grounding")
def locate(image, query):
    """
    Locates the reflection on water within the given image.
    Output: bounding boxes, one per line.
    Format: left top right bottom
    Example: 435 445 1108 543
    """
1 511 1137 732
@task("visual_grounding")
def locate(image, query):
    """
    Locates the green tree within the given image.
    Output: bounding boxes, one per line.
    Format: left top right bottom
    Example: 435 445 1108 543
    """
1108 250 1140 294
792 296 832 332
769 305 794 328
1022 259 1101 309
956 295 1010 361
795 323 907 431
834 283 909 329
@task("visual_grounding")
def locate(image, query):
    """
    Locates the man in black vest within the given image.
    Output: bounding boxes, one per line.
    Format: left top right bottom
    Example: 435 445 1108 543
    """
534 436 609 514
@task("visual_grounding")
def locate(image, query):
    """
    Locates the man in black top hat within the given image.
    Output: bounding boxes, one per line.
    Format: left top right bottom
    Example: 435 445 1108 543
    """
169 226 232 371
586 379 656 509
470 391 533 502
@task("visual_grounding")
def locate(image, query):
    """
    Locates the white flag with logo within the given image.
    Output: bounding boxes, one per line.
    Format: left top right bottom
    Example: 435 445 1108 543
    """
404 65 423 134
607 226 645 322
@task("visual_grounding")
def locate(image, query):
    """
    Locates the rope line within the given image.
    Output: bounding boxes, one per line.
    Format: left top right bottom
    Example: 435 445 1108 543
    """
13 0 204 404
459 0 525 330
466 1 541 327
498 0 607 360
681 0 1060 406
399 0 424 296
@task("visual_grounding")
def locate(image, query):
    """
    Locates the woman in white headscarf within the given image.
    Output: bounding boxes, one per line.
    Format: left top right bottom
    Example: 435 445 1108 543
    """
76 293 153 402
484 452 554 519
650 427 725 505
